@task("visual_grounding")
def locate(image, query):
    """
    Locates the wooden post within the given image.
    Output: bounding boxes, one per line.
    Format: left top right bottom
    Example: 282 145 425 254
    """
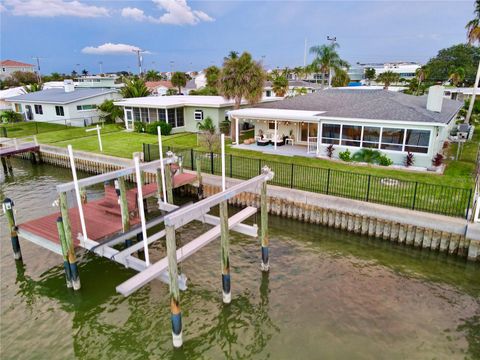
56 217 72 288
6 156 13 174
220 200 231 303
196 158 203 200
165 164 174 204
1 157 7 174
3 198 22 260
156 167 164 202
79 188 87 204
116 177 131 246
260 181 269 271
59 192 81 290
165 224 183 348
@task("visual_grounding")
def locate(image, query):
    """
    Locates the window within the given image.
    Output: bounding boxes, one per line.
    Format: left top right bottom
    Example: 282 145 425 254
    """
76 104 96 111
405 129 430 153
176 108 184 127
55 106 64 116
341 125 362 147
266 90 272 97
381 128 404 151
268 122 276 130
158 109 166 122
362 126 380 148
301 123 318 141
34 104 43 114
167 108 176 127
321 124 341 144
14 103 22 112
133 108 140 121
140 108 149 122
194 109 204 121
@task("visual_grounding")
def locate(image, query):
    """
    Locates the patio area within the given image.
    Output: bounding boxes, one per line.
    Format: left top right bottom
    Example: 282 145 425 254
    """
232 143 316 157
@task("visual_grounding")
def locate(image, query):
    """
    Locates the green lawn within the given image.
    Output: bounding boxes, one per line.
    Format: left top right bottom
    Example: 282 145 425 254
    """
0 121 68 138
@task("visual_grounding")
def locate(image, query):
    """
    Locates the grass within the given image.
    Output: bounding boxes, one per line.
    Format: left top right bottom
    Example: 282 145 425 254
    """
1 121 67 138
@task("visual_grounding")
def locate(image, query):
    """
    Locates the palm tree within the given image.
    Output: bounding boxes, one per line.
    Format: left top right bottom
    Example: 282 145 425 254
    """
376 71 400 90
309 43 348 87
145 70 161 81
205 65 220 89
331 69 350 87
271 74 289 97
294 87 308 96
292 66 305 80
81 69 88 76
197 116 218 152
449 67 465 87
121 78 151 98
71 70 78 77
97 99 123 123
364 67 376 85
24 83 42 93
225 51 239 60
414 66 428 96
218 51 266 140
466 0 480 44
171 72 187 94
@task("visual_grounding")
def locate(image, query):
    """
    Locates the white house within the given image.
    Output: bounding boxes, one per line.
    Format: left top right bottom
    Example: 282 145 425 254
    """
229 86 462 168
263 80 322 98
7 81 121 126
145 81 174 96
0 86 26 111
1 60 36 80
74 75 123 89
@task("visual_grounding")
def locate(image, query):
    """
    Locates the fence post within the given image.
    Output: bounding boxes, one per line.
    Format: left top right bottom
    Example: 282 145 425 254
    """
190 149 194 170
412 182 418 210
210 152 214 174
258 159 262 175
366 175 371 202
290 163 294 188
230 154 233 178
35 121 38 134
326 168 331 195
466 188 473 220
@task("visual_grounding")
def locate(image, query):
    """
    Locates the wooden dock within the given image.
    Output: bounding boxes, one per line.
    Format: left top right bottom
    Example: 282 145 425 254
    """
0 136 39 157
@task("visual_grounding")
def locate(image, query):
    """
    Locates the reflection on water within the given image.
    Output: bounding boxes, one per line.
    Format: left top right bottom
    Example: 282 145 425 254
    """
1 158 480 360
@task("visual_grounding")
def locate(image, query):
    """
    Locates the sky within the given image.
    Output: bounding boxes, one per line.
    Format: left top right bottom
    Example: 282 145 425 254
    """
0 0 476 75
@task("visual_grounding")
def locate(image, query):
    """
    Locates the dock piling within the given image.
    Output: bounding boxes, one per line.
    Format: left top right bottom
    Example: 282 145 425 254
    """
116 177 131 246
220 200 231 303
3 198 22 260
196 158 204 200
1 157 7 174
165 163 174 204
260 172 269 272
56 217 73 288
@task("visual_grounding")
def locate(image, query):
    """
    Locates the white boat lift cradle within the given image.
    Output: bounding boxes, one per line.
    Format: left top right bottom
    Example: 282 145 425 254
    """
5 130 274 348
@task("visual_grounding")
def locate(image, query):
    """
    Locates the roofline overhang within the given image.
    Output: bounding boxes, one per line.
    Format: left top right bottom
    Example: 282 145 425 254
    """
113 101 234 109
5 90 117 105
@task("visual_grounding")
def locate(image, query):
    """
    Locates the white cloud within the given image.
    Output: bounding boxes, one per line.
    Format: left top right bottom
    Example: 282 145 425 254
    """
121 0 213 26
0 4 6 12
3 0 109 18
81 43 150 55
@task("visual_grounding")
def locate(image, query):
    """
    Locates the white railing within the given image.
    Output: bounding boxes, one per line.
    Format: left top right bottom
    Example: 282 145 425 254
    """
307 137 318 154
0 135 38 151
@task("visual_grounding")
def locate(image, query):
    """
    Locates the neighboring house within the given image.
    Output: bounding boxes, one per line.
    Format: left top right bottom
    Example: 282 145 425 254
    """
74 75 123 89
145 80 174 96
182 79 198 95
1 60 36 80
228 86 462 168
443 87 473 101
359 62 421 83
7 81 121 126
264 80 322 98
0 86 27 111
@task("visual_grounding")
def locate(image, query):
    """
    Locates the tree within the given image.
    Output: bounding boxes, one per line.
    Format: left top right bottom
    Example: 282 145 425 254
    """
171 72 187 94
71 70 78 77
166 88 178 96
50 72 63 81
424 44 480 85
121 78 151 98
466 0 480 44
205 65 220 89
189 87 218 95
271 73 289 97
294 87 308 96
364 67 376 85
309 43 349 87
415 66 428 96
97 99 123 124
145 70 161 81
81 69 88 76
449 67 465 87
218 51 266 139
24 83 42 93
376 71 400 90
197 116 219 152
292 66 305 80
331 68 350 87
9 71 38 86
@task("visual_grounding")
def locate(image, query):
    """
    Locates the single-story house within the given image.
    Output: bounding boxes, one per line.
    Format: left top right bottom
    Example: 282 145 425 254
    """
263 80 322 98
0 86 26 111
114 96 240 133
7 80 121 126
145 81 174 96
229 86 462 168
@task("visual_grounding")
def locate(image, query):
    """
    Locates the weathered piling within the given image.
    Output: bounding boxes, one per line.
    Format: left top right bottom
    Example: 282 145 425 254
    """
59 192 81 290
220 200 231 304
165 224 183 348
196 158 203 200
260 180 269 272
1 157 7 174
3 198 22 260
56 217 72 288
165 163 174 204
116 177 131 247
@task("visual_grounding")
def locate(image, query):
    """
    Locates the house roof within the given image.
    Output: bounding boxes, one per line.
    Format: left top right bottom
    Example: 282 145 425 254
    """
264 80 322 89
1 60 34 67
145 81 173 90
253 89 462 124
0 86 27 100
114 95 237 108
6 88 117 105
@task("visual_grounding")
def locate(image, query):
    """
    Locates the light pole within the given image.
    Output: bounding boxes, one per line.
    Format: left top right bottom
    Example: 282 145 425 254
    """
327 35 337 87
132 49 146 76
32 56 42 84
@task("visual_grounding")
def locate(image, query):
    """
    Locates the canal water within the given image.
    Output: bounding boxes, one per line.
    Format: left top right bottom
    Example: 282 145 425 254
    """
1 158 479 360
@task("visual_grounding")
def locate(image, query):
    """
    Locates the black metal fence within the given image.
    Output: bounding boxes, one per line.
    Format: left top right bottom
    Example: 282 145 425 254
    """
143 143 473 219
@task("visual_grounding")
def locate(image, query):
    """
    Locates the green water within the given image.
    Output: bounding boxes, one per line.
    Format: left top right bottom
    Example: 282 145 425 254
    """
1 158 479 360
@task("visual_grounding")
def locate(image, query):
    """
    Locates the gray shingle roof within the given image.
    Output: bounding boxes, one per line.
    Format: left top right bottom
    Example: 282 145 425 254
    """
6 88 117 104
255 89 462 124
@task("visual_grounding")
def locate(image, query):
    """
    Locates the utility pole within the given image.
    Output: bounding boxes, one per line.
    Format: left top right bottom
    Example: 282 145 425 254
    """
32 56 42 84
303 38 307 67
132 49 145 76
326 36 337 87
466 60 480 124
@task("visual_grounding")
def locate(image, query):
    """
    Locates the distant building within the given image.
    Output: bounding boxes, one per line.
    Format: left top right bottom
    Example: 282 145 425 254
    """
7 80 120 126
74 75 123 89
145 81 174 96
443 87 474 101
361 62 421 81
1 60 36 80
263 80 322 98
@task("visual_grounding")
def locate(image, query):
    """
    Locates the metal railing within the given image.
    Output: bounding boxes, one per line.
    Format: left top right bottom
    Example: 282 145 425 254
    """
143 143 473 219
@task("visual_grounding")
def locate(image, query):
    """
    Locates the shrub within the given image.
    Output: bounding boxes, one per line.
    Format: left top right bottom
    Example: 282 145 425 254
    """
134 121 146 133
432 153 444 167
404 152 414 167
145 121 172 135
339 149 351 162
378 154 393 166
326 144 335 158
1 110 23 123
352 148 382 164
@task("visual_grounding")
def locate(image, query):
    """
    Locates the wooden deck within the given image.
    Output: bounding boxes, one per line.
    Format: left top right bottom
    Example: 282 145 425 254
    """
0 136 39 157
